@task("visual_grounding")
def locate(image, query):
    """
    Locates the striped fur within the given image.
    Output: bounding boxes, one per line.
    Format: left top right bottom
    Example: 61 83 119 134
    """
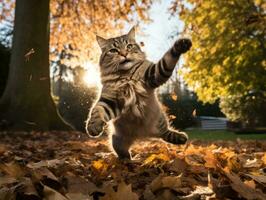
85 27 192 159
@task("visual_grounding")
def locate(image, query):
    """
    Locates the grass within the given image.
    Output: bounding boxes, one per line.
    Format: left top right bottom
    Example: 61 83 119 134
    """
186 129 266 140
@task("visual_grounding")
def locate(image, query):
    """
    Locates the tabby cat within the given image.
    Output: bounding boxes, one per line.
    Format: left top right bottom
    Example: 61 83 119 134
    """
86 27 192 159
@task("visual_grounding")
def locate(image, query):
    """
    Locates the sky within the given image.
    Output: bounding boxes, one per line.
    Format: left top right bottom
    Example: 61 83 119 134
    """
137 0 185 62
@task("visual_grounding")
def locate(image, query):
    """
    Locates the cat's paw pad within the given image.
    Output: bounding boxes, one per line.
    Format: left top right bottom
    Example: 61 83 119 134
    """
174 38 192 54
86 120 105 137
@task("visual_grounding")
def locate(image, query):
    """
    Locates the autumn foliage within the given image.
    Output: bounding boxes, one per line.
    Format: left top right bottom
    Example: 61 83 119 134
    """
0 132 266 199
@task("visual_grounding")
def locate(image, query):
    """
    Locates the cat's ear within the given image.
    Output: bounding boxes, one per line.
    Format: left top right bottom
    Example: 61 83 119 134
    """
127 26 135 40
96 35 107 49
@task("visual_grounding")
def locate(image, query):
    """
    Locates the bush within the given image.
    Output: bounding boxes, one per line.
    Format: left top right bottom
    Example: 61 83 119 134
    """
220 91 266 127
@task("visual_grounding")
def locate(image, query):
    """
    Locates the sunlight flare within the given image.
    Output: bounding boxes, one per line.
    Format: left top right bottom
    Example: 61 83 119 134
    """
83 62 101 87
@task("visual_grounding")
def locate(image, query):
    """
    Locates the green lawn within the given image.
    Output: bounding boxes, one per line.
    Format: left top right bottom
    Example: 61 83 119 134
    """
186 129 266 140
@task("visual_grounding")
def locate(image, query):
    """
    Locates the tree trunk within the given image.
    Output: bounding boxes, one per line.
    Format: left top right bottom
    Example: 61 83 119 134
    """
0 0 72 131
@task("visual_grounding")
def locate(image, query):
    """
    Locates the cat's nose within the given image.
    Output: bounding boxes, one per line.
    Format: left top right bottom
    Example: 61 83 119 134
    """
120 50 128 57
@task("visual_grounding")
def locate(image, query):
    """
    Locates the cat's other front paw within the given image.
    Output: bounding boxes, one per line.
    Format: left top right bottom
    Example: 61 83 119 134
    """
86 119 105 137
174 38 192 54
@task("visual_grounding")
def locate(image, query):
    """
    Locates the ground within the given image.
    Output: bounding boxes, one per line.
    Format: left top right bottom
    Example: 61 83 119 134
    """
0 131 265 200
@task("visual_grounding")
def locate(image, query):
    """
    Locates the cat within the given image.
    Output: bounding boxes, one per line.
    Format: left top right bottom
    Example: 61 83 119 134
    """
86 27 192 159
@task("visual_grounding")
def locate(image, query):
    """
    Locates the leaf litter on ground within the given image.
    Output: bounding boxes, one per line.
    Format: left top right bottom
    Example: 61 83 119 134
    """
0 131 265 200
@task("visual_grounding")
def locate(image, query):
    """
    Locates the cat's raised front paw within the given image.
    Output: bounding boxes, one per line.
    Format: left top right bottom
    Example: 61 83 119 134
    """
86 119 105 137
174 38 192 54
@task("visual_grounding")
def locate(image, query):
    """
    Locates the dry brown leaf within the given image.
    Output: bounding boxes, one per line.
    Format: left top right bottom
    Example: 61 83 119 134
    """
224 171 266 200
27 159 65 169
16 177 40 200
169 158 188 174
66 193 92 200
0 187 16 200
150 174 182 193
100 182 138 200
43 185 69 200
244 174 266 186
32 167 61 190
0 176 18 187
244 180 256 189
0 145 6 155
64 175 98 195
243 158 263 168
0 162 25 178
261 153 266 165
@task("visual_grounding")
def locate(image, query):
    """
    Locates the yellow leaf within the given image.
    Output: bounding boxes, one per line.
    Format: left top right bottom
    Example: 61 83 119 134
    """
143 153 170 165
92 159 108 172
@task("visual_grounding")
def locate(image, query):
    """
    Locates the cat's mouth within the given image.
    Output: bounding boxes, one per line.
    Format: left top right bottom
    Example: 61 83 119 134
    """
118 59 134 71
120 59 131 65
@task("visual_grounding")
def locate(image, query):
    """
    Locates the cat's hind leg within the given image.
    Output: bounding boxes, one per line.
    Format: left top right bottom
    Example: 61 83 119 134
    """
157 113 188 145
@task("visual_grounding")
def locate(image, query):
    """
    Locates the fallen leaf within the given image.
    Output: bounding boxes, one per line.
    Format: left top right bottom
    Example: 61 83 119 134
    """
224 170 266 200
16 178 40 199
0 176 18 187
169 158 188 174
0 162 25 178
243 174 266 186
32 167 61 190
100 182 138 200
143 153 170 166
66 193 92 200
150 174 182 193
244 180 256 189
243 158 263 168
64 175 98 195
43 185 68 200
27 159 65 169
92 159 108 172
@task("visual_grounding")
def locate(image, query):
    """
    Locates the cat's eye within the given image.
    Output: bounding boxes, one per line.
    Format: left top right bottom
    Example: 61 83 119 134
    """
109 48 119 53
127 44 133 50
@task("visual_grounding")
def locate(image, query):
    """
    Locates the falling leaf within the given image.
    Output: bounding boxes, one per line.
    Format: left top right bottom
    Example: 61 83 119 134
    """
24 48 35 61
192 109 196 117
169 115 176 120
171 93 178 101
